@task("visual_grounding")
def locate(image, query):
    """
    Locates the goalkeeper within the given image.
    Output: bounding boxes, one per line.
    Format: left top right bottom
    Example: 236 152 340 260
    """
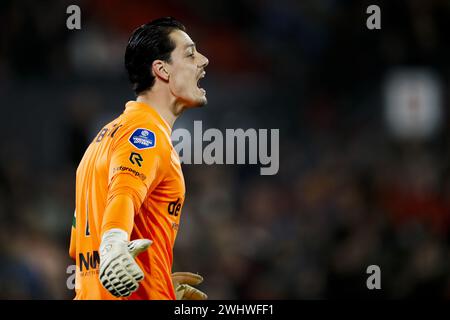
68 17 209 300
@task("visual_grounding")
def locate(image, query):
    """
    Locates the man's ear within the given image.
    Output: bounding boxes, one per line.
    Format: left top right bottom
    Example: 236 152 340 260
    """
152 60 169 81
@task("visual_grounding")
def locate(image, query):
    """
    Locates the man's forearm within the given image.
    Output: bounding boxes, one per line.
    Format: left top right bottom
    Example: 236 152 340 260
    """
101 193 135 238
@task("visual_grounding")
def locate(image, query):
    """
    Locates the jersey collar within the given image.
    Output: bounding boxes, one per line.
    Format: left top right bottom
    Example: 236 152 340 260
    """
125 100 172 135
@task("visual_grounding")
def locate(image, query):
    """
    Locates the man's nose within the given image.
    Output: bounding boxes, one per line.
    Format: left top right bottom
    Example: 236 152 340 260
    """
199 52 209 68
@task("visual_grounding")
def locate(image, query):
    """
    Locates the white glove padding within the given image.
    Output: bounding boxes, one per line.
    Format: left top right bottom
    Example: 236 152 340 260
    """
172 272 208 300
99 228 152 297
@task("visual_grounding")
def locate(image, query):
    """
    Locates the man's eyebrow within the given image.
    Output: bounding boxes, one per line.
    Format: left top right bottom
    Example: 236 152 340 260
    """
184 43 196 49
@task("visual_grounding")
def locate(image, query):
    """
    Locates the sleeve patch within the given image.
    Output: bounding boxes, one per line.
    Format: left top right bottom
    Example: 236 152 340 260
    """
128 128 156 149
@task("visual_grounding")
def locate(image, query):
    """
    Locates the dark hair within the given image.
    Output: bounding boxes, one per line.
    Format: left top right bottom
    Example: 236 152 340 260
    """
125 17 186 95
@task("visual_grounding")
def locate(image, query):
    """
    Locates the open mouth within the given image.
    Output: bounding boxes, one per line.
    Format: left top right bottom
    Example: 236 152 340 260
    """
197 72 206 94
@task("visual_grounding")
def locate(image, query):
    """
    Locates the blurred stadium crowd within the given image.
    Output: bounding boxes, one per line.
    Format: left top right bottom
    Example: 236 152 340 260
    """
1 0 450 299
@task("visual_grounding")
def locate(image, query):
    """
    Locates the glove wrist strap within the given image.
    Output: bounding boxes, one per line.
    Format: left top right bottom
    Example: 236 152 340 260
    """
101 228 128 243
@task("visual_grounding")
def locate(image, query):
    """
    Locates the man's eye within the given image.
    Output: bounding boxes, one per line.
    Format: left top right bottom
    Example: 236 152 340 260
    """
188 53 195 58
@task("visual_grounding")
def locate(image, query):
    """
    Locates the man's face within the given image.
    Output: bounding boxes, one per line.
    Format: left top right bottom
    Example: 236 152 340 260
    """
165 30 209 108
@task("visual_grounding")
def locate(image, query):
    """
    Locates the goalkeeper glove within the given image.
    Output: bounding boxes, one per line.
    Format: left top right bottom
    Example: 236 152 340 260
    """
99 228 152 297
172 272 208 300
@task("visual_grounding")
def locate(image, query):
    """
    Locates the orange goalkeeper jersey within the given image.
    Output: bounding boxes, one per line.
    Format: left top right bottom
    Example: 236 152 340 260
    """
69 101 185 300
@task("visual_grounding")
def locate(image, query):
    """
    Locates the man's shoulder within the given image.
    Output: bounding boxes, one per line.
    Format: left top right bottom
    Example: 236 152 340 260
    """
120 116 169 143
112 113 171 155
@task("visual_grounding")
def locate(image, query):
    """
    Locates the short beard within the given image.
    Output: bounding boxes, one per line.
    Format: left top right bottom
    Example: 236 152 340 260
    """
193 97 208 108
